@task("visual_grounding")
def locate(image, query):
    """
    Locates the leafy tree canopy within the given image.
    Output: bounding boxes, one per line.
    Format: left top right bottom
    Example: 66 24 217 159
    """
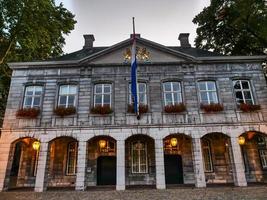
193 0 267 55
0 0 76 125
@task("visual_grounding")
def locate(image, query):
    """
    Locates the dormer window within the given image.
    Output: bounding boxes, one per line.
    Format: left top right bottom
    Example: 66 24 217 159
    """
23 86 43 108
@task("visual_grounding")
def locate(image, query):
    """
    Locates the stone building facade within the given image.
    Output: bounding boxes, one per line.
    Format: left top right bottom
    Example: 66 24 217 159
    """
0 33 267 192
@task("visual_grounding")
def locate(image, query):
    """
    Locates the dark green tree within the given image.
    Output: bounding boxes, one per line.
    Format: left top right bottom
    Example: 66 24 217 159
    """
193 0 267 55
0 0 76 125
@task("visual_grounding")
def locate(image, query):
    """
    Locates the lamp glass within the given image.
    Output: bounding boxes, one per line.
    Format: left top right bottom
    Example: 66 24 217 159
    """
99 140 107 148
170 138 178 147
238 136 245 145
32 141 40 150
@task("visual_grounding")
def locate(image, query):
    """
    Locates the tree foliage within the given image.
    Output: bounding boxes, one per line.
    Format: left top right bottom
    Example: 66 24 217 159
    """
193 0 267 55
0 0 76 125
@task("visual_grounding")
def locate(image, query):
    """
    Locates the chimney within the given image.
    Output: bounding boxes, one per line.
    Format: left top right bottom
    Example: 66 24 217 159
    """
83 34 95 49
130 33 141 39
178 33 191 48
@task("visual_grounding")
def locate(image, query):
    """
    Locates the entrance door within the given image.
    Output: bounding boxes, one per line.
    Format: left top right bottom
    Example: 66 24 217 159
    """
97 156 116 185
164 154 183 184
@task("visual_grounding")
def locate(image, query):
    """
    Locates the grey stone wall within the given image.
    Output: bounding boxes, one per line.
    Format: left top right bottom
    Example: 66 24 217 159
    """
3 63 267 130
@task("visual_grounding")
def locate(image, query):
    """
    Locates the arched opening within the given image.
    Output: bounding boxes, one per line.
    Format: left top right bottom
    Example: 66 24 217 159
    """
163 134 193 185
239 131 267 183
86 136 116 188
46 136 78 189
7 137 40 190
125 134 155 187
201 132 233 185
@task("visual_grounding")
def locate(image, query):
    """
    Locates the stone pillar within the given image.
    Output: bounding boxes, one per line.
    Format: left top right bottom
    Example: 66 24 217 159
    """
230 137 247 187
155 139 166 189
192 137 206 188
34 142 49 192
116 140 125 190
75 141 87 191
0 141 12 191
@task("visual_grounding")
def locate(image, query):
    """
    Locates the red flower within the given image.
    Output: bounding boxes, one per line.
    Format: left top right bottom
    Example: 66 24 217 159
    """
91 105 113 115
200 103 224 113
54 106 76 117
127 104 148 114
239 103 261 112
16 108 40 118
164 103 186 113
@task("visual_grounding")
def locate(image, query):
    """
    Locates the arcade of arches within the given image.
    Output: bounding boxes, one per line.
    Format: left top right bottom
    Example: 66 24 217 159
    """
2 132 267 191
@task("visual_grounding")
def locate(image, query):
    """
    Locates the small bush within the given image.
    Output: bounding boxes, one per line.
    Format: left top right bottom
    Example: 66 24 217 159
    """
16 108 40 118
200 103 224 112
164 103 186 113
91 105 113 115
54 106 76 117
239 103 261 112
127 104 148 114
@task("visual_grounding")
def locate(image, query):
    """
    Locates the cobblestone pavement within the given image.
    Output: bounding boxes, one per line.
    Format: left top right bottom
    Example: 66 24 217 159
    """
1 186 267 200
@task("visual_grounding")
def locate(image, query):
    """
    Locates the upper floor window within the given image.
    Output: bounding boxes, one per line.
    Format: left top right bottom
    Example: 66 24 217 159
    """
23 86 43 108
163 82 182 106
131 141 147 173
58 85 77 107
94 84 112 107
233 80 254 105
129 82 147 105
198 81 218 104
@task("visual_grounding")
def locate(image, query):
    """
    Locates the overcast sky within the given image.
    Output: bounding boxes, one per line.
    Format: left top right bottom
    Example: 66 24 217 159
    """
55 0 210 53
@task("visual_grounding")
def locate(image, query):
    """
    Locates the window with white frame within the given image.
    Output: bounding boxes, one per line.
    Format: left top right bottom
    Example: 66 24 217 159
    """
58 85 77 107
66 142 77 175
233 80 254 105
202 139 213 172
129 82 147 105
23 86 43 108
163 82 182 106
198 81 218 104
94 84 112 107
259 149 267 169
131 141 147 173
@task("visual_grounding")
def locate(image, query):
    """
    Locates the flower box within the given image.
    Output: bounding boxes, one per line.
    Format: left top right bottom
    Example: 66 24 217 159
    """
16 108 40 118
54 106 76 117
90 105 113 115
200 103 224 112
127 104 148 114
239 103 261 112
164 103 186 113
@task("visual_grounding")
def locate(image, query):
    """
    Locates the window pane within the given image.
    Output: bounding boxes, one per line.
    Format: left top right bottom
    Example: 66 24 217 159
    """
139 93 146 104
209 92 218 103
95 94 102 104
164 82 171 92
241 81 249 89
34 87 43 95
60 86 69 95
173 93 181 103
139 83 146 92
95 85 102 93
246 99 253 105
69 86 77 94
198 82 206 91
33 97 40 106
233 81 241 89
172 82 180 91
104 85 111 93
235 91 243 102
26 89 34 96
207 82 216 90
200 92 208 102
59 96 67 106
165 93 172 103
24 97 32 106
68 96 75 106
103 94 111 104
243 91 252 100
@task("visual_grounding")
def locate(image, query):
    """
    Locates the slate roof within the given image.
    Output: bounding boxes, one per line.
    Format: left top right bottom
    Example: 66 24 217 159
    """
49 44 222 61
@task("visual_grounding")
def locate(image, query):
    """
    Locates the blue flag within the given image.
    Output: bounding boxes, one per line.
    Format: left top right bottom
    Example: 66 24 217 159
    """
131 36 139 117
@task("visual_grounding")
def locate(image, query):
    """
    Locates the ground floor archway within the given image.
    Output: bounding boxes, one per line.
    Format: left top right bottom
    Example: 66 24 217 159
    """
239 131 267 183
163 134 194 185
125 134 155 186
46 136 78 188
6 137 40 190
86 136 116 187
201 133 233 184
